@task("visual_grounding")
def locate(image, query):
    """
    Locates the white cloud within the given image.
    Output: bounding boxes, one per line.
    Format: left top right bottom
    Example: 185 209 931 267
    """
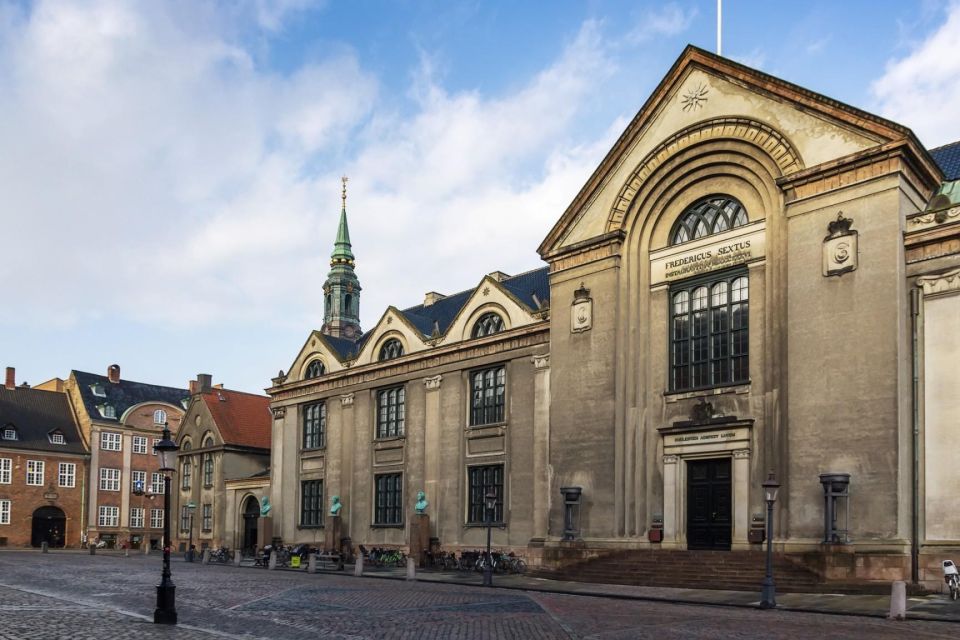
626 4 697 45
872 1 960 147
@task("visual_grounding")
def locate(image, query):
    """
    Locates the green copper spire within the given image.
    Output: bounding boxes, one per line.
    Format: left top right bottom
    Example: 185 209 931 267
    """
331 175 355 266
322 175 362 340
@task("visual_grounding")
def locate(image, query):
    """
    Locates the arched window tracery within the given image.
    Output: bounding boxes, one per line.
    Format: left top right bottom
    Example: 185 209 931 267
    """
671 196 748 245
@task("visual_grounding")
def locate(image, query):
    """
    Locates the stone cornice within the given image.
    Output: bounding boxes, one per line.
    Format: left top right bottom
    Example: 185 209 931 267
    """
269 325 548 403
543 230 624 274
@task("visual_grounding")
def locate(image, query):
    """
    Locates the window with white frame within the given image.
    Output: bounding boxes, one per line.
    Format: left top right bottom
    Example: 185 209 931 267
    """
26 460 44 486
98 505 119 527
58 463 76 488
151 472 165 494
0 458 10 484
154 409 167 424
150 508 164 529
132 436 148 454
1 427 15 440
0 499 10 525
49 432 65 445
99 468 121 491
202 503 212 531
99 404 117 419
131 470 146 494
130 507 144 528
152 438 160 455
100 432 121 451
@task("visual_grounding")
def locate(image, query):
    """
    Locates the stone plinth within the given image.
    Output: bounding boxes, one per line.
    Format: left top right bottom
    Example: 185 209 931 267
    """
257 517 273 549
325 515 342 553
409 514 430 566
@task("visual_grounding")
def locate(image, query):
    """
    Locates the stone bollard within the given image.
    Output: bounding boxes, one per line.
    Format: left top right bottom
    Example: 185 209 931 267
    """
354 553 364 577
888 580 906 620
406 556 416 581
268 550 277 570
308 554 317 574
89 545 96 555
144 544 150 555
234 550 242 567
124 547 129 557
202 549 211 565
41 542 48 553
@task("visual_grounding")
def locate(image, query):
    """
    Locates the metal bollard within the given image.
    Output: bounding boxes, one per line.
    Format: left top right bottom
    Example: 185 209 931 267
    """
124 547 129 557
41 541 48 553
406 557 416 581
888 580 906 620
354 553 364 577
89 545 95 555
308 554 317 574
234 549 242 567
268 550 277 570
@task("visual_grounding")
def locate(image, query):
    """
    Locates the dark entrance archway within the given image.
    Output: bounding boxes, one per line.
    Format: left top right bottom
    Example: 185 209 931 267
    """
31 506 66 548
242 496 260 553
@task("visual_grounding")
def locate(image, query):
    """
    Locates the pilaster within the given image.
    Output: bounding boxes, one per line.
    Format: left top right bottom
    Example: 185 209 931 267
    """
530 355 551 541
423 376 442 538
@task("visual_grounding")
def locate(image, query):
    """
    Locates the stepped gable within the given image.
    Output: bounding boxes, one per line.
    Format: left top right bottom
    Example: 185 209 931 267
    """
0 386 86 455
72 370 188 421
397 266 551 338
200 388 271 450
930 140 960 180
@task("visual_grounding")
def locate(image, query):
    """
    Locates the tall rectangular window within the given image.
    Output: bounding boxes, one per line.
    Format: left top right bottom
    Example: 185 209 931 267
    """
203 455 213 487
26 460 44 486
150 508 164 529
100 432 122 451
58 463 76 488
302 402 326 449
152 438 160 455
0 458 11 484
468 464 504 524
151 472 165 495
180 506 191 532
132 436 148 454
131 470 146 493
130 507 144 528
376 387 405 439
202 504 212 531
181 460 192 490
470 365 506 426
300 479 323 527
0 499 9 525
670 272 749 391
374 473 403 525
98 506 119 527
100 468 120 491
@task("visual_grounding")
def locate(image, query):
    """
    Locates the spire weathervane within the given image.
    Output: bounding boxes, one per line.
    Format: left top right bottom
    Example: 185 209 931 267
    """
341 175 348 209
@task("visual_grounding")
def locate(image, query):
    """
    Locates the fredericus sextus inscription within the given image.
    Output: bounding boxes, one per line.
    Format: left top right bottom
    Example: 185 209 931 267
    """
650 224 765 285
663 240 753 280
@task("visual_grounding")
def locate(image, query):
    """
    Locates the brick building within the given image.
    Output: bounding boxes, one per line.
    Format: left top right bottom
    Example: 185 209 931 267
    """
39 365 188 548
0 367 88 548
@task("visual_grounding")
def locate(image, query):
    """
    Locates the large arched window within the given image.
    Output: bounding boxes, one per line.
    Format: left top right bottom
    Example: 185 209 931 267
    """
472 312 504 338
304 359 325 379
671 196 748 245
378 339 404 361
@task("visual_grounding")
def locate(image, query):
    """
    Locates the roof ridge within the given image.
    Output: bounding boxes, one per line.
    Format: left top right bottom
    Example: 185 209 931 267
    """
400 264 548 314
928 140 960 152
73 369 189 393
201 388 269 400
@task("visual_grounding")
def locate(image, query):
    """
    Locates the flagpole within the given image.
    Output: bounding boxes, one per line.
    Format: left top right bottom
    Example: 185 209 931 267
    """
717 0 723 56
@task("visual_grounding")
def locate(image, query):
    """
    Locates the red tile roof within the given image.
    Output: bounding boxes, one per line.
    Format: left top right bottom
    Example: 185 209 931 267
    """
201 388 271 450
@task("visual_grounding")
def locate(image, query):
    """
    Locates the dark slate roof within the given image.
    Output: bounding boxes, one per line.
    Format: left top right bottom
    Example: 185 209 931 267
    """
72 370 189 423
931 140 960 181
0 386 87 455
323 334 364 360
398 266 550 338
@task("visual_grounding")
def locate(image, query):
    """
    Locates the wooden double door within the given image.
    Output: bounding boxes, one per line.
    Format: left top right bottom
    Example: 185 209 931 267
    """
686 458 732 550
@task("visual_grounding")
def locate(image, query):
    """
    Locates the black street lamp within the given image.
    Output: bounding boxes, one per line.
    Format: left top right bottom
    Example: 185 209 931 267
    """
483 490 497 587
185 501 196 562
760 471 781 610
153 423 179 625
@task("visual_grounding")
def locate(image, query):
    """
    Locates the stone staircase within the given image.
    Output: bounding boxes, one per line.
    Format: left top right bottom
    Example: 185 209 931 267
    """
540 549 837 593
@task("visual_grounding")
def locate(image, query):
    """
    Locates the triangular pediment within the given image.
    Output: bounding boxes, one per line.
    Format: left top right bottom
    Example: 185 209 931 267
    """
438 274 545 343
539 45 939 257
282 330 349 385
352 307 429 366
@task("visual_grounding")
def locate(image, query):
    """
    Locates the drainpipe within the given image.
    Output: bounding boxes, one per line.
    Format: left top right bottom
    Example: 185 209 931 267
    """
911 286 921 585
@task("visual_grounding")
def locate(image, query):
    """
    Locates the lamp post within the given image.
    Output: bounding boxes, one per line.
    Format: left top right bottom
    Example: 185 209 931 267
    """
760 471 781 610
153 423 179 625
185 501 196 562
483 490 496 587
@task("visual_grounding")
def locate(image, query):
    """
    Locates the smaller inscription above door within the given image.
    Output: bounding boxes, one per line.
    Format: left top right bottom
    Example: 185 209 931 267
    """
687 458 732 550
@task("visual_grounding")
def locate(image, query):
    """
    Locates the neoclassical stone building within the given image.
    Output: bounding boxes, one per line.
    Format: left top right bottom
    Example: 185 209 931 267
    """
268 46 960 587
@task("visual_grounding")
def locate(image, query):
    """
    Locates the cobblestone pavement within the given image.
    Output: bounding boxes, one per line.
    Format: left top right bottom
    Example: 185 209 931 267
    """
1 551 958 639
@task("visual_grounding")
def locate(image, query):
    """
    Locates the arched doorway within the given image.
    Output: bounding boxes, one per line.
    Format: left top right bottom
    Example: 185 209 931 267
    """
242 496 260 553
32 506 66 548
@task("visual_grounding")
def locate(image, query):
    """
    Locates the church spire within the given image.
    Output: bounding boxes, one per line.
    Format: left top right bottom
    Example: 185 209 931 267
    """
322 176 362 340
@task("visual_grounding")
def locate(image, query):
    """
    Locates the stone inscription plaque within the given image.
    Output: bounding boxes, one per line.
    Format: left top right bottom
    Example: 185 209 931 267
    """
650 224 765 285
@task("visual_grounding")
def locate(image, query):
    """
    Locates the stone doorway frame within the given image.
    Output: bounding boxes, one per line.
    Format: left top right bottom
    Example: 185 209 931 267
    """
658 420 752 550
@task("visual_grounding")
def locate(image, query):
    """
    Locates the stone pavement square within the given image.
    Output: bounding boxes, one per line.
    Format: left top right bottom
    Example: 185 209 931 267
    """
1 551 959 639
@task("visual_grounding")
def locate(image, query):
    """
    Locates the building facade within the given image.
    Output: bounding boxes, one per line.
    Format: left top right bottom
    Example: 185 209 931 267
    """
0 367 88 548
173 374 271 552
268 46 959 587
40 365 188 548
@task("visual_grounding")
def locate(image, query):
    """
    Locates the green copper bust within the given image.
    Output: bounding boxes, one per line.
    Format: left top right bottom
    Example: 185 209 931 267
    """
260 496 272 517
415 490 428 514
330 495 342 516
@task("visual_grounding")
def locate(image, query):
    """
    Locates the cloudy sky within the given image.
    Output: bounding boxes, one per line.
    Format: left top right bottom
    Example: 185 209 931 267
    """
2 0 958 394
